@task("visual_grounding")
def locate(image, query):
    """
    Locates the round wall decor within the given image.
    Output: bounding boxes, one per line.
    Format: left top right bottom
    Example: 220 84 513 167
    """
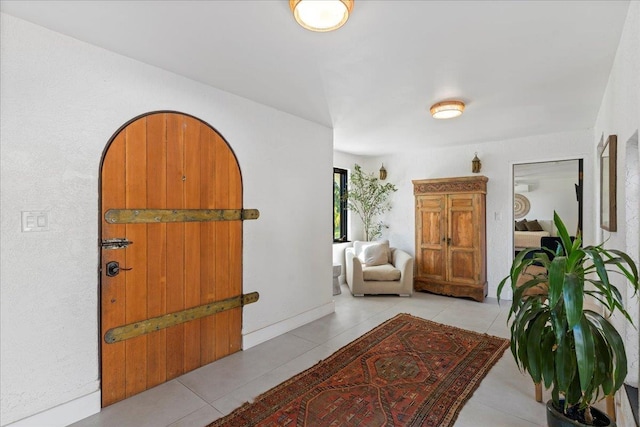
514 193 530 219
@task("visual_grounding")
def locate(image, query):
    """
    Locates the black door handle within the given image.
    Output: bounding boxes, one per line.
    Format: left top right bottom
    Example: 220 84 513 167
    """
106 261 132 277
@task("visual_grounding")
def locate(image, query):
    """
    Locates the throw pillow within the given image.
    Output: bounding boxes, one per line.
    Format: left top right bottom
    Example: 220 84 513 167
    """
363 244 389 266
355 240 391 263
525 219 544 231
515 219 528 231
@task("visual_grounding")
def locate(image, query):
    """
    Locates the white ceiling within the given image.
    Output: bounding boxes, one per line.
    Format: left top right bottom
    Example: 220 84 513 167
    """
0 1 630 155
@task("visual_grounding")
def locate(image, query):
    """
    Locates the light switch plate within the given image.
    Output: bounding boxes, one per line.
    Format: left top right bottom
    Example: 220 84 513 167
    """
22 211 50 232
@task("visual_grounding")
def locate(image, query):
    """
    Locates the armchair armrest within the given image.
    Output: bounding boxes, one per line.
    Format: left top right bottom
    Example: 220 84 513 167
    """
392 248 414 295
345 248 364 294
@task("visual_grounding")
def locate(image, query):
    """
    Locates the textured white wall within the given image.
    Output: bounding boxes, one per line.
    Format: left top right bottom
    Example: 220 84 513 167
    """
0 13 333 426
593 1 640 388
351 130 594 301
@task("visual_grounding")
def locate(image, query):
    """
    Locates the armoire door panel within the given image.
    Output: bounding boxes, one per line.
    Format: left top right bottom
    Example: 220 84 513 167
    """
420 211 443 245
416 195 446 283
449 196 474 209
450 211 475 248
449 250 476 284
448 194 476 249
417 196 443 209
420 249 445 280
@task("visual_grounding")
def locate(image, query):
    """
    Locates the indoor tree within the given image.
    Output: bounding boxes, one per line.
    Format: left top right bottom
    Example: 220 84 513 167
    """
345 164 397 241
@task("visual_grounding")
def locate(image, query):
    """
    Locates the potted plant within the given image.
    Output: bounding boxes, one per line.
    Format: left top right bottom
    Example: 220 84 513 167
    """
345 164 397 241
498 212 639 426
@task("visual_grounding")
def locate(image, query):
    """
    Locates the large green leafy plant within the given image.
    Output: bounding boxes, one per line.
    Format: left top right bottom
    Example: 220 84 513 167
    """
498 212 639 424
346 164 397 241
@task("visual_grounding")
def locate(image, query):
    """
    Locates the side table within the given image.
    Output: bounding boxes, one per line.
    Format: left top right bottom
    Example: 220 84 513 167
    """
332 264 342 295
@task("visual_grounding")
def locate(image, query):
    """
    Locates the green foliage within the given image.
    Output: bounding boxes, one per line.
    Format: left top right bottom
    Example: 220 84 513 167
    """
345 164 398 241
333 179 341 239
497 212 639 423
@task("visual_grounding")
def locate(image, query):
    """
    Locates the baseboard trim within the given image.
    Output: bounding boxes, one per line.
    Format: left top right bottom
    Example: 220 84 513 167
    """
5 390 100 427
243 301 335 349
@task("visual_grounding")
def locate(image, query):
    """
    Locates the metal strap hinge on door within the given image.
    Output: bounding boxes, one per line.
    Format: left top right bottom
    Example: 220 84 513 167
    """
104 208 259 224
104 292 259 344
101 238 133 249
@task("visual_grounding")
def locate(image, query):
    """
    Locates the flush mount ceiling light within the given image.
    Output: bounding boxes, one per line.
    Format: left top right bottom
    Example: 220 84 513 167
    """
289 0 354 32
430 100 465 119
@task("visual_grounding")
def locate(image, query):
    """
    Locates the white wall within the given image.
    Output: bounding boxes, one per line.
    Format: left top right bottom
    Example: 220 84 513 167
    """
351 130 594 301
516 175 579 234
593 1 640 388
0 14 333 426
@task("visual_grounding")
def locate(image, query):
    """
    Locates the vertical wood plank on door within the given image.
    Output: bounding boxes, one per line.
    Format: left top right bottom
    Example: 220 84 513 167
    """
183 117 202 372
214 135 232 358
101 133 127 406
165 114 185 380
145 114 168 388
228 140 243 353
124 118 148 397
200 123 217 364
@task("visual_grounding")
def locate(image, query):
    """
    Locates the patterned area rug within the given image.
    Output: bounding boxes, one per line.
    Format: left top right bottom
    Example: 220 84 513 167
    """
207 313 509 427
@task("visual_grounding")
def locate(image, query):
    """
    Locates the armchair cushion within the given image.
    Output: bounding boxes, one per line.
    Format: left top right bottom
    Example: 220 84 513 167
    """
362 264 401 281
363 243 389 266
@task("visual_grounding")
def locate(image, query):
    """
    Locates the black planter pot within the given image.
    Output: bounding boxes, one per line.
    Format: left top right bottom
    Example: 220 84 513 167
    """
546 400 616 427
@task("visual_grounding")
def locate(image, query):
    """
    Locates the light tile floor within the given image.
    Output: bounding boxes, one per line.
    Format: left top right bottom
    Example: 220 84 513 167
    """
72 287 549 427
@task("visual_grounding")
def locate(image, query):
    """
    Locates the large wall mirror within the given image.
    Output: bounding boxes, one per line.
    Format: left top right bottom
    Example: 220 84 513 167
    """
513 159 583 256
600 135 617 231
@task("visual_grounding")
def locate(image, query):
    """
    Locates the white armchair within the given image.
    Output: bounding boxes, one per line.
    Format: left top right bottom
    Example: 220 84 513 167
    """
345 241 414 297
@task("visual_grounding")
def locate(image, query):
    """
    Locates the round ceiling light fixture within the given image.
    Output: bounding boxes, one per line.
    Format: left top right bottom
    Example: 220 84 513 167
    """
430 100 465 119
289 0 354 32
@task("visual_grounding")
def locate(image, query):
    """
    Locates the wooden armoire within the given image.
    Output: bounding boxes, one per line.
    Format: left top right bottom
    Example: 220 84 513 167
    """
413 176 488 302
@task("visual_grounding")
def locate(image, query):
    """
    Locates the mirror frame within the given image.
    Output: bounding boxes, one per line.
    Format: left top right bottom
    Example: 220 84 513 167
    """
600 135 617 231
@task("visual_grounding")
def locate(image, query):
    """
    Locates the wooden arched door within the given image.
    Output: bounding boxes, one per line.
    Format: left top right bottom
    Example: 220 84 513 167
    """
100 112 258 406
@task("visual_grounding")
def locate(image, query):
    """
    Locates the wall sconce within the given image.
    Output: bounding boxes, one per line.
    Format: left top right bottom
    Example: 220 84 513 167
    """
379 164 387 180
472 153 481 173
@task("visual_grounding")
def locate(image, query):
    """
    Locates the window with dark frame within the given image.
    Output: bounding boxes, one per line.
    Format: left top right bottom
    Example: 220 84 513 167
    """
333 168 348 242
